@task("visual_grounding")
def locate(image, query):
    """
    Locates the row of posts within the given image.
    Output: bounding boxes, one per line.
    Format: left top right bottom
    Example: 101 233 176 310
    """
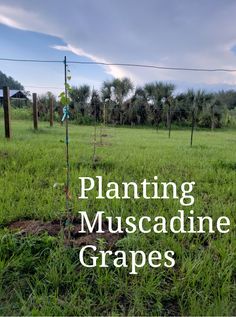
2 85 196 146
2 86 54 139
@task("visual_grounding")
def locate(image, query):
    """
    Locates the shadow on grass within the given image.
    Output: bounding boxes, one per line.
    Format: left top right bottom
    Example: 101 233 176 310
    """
74 159 116 173
215 160 236 171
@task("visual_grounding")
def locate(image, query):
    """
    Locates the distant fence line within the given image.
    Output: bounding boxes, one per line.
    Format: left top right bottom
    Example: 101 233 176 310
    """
1 86 57 138
1 54 236 146
0 84 223 148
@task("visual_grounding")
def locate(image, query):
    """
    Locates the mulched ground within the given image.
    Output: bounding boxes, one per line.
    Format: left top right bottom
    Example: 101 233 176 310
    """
8 218 125 249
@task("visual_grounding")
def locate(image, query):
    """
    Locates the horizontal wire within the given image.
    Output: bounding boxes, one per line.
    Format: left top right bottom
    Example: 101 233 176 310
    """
1 57 236 72
0 57 61 63
68 60 236 72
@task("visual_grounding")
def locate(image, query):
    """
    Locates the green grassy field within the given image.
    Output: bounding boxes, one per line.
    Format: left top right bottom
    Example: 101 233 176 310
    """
0 120 235 316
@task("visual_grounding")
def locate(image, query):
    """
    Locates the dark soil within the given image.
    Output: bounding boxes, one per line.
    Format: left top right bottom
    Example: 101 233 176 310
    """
8 218 125 249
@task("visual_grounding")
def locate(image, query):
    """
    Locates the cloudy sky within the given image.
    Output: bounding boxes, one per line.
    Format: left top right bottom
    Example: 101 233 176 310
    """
1 0 236 95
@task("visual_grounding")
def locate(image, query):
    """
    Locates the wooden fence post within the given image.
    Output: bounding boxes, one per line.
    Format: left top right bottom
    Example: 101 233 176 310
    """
32 93 38 130
211 105 215 131
103 103 106 126
190 109 195 147
50 97 53 127
190 96 197 147
3 86 11 139
168 104 171 138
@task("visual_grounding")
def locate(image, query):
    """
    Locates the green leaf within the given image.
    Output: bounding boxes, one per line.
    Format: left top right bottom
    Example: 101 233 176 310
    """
60 95 68 105
58 92 65 98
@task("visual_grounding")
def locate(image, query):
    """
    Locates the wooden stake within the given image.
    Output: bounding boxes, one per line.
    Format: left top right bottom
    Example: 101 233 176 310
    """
32 93 38 130
103 103 106 125
211 104 214 131
3 86 11 139
168 104 171 138
50 97 53 127
190 109 195 147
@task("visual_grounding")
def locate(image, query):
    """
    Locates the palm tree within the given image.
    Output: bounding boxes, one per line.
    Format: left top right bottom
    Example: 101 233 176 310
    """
69 85 90 117
101 81 113 102
160 83 175 137
144 81 175 131
101 80 113 124
210 98 223 130
129 87 148 125
197 93 223 130
90 89 101 122
187 89 210 146
101 78 133 124
144 82 161 128
112 78 133 124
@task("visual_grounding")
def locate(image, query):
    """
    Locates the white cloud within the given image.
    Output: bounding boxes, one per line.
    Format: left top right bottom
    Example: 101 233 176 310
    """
51 43 131 79
0 5 30 30
1 0 236 89
0 4 51 33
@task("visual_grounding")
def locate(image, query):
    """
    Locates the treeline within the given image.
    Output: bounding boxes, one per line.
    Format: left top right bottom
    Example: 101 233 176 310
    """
59 78 235 128
0 70 24 90
2 70 236 128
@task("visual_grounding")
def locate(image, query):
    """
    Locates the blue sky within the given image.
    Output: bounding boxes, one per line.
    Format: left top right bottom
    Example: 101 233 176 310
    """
0 24 110 95
0 0 236 96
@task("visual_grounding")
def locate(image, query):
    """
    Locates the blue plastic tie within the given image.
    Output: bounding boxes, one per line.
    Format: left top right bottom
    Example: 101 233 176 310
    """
61 105 70 122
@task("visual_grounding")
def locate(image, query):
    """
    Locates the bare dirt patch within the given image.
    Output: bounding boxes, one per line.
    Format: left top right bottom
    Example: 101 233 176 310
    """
8 218 125 249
